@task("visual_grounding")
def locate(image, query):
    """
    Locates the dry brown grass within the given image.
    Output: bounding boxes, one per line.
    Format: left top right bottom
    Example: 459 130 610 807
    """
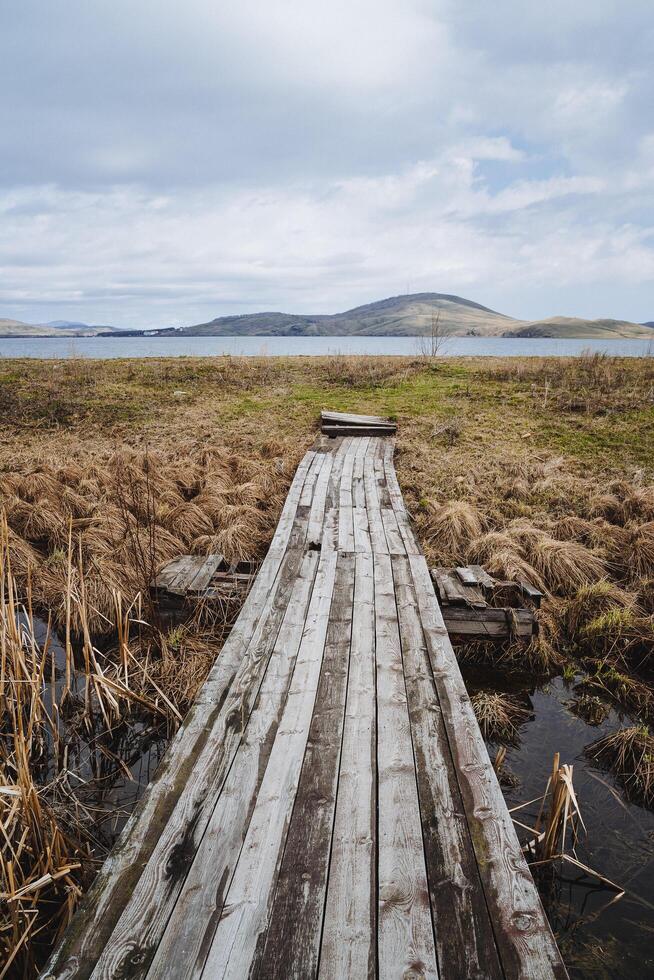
587 726 654 807
422 499 484 561
470 691 531 743
1 440 298 639
395 383 653 717
483 350 654 415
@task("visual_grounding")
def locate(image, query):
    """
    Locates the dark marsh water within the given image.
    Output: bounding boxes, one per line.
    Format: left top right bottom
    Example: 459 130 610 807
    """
462 666 654 979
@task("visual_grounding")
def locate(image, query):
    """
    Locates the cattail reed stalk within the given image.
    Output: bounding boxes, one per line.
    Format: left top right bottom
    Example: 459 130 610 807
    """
530 753 584 862
64 520 73 697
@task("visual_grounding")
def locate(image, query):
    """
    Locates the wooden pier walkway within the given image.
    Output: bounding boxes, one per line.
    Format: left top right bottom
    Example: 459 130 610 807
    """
45 434 566 979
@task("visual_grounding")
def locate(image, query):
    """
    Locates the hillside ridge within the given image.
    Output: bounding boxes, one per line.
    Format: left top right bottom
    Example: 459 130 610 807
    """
2 294 652 339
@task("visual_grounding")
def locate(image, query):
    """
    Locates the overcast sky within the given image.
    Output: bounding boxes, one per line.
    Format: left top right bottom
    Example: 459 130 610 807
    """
1 0 653 328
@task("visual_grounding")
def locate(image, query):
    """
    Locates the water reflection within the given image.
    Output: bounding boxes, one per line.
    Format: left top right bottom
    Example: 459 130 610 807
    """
462 666 654 979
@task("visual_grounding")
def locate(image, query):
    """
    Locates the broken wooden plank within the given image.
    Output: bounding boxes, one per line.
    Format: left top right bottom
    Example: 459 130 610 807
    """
322 424 396 437
433 568 487 608
467 564 496 589
321 409 392 426
441 606 535 639
519 579 544 607
187 554 224 593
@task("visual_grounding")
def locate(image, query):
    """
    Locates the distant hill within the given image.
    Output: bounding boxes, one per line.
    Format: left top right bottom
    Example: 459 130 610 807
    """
45 320 91 329
643 321 654 328
2 295 652 339
179 293 654 339
511 317 653 339
0 318 120 337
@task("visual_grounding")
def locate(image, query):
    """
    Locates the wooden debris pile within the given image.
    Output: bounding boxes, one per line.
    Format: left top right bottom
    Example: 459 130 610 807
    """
431 564 542 640
151 554 257 611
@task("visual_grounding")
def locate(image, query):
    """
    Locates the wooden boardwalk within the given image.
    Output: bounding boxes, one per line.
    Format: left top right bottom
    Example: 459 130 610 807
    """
45 435 566 979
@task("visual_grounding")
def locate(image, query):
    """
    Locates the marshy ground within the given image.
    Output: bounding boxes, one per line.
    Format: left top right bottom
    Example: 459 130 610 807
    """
1 352 653 977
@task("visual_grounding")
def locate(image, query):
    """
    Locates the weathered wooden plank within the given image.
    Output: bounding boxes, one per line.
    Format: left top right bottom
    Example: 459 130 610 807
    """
455 565 478 586
432 568 468 604
320 437 351 553
307 453 334 547
352 435 370 505
145 550 321 979
43 449 318 980
392 556 503 979
353 506 372 554
321 410 392 426
441 606 534 639
319 551 376 980
382 440 421 556
374 552 438 980
338 438 358 552
200 550 338 978
407 552 568 979
300 451 323 506
519 579 544 606
187 554 224 593
363 444 389 555
380 506 405 556
153 555 195 590
468 564 496 589
250 553 355 980
432 568 487 608
322 424 396 437
166 555 206 594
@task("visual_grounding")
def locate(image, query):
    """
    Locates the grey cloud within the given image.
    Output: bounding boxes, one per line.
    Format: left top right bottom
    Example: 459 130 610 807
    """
0 0 653 325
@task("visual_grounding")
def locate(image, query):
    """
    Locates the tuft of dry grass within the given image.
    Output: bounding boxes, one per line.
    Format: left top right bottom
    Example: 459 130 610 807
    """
423 499 484 562
467 530 545 592
568 693 611 727
580 665 654 721
587 726 654 808
470 691 531 743
562 579 637 637
1 440 298 637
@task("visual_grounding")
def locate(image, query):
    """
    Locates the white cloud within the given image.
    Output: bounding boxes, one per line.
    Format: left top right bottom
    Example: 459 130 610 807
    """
1 160 652 327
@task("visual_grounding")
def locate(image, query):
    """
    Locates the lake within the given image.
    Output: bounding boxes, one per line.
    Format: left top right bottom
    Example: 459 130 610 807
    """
0 335 653 358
